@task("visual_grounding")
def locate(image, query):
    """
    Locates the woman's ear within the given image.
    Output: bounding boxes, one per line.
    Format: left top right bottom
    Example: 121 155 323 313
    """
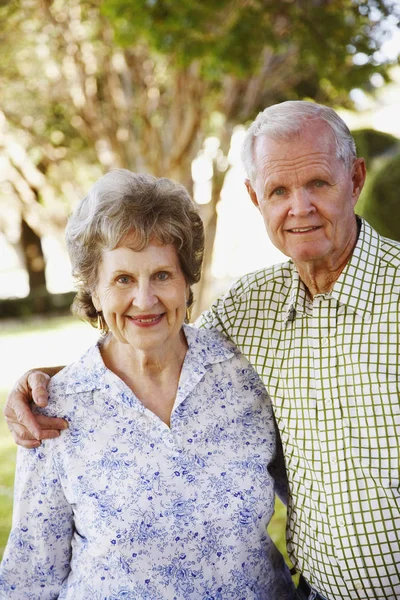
92 290 100 312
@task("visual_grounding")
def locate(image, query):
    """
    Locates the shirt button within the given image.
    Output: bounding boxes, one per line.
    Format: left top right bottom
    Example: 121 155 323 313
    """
163 433 174 446
338 517 345 527
355 582 363 590
331 456 337 464
322 337 329 347
325 398 332 407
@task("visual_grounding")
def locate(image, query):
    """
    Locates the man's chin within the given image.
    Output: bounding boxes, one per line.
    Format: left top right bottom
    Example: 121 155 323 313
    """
289 246 328 266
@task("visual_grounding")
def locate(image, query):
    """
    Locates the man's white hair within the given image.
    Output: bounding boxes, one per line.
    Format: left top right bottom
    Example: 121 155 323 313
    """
241 100 357 184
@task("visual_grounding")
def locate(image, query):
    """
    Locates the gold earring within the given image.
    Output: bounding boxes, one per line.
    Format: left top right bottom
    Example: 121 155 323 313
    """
97 312 106 332
185 306 191 323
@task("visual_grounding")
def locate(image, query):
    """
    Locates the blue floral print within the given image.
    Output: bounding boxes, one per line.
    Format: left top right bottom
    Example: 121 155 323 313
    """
0 326 295 599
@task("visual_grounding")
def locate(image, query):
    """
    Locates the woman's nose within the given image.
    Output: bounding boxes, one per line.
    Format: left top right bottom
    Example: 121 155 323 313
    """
132 282 157 310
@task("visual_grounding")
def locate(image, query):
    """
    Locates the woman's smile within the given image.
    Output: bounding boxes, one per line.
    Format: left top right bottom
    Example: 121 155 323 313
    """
126 313 165 327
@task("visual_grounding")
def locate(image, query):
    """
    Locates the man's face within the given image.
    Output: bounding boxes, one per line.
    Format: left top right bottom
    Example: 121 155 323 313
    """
245 121 366 272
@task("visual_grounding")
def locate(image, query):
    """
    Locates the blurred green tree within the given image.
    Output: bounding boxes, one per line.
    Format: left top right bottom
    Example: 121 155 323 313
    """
352 128 399 168
352 127 400 227
0 0 399 312
359 150 400 240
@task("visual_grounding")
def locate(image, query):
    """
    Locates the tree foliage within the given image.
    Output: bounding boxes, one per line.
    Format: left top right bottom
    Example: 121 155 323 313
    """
0 0 399 311
104 0 399 110
352 127 399 167
360 151 400 240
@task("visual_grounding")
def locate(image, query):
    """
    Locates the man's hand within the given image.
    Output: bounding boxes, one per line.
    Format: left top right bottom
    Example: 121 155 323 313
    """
4 368 68 448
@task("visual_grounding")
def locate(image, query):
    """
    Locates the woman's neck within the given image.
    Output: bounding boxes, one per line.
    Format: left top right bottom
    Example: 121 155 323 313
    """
102 330 187 374
99 331 188 425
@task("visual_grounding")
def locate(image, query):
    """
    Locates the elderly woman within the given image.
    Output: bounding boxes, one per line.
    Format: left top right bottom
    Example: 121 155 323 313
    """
0 170 294 599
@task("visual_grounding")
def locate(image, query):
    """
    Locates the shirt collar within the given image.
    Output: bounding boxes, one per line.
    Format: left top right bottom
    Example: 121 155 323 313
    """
284 269 308 323
182 323 236 366
65 343 107 395
173 325 236 410
65 324 235 396
329 218 379 318
283 217 380 325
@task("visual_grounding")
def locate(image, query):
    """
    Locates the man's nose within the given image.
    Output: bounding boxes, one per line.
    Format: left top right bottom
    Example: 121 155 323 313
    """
288 188 316 216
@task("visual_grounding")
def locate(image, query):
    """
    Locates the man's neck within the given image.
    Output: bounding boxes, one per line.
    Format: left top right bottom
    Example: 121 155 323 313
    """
297 268 341 299
295 219 361 299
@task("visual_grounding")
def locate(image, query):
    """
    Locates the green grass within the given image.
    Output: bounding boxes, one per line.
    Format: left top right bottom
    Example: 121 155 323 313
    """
0 393 16 560
0 315 292 576
0 314 98 560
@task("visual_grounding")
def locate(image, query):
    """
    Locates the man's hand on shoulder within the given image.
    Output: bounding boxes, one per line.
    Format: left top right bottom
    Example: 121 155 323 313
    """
4 367 68 448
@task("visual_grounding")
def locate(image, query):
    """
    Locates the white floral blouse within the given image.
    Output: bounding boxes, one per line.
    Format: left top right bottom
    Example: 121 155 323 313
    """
0 325 294 600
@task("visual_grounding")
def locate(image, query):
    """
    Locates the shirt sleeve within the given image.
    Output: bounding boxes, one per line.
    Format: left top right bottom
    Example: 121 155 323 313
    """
0 441 73 599
195 300 233 336
195 277 247 337
268 417 289 505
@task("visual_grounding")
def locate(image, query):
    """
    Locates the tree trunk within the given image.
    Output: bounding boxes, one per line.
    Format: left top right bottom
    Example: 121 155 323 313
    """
193 170 226 320
20 218 48 307
192 125 234 320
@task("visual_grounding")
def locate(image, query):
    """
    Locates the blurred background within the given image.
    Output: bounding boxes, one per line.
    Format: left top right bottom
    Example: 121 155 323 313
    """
1 0 400 567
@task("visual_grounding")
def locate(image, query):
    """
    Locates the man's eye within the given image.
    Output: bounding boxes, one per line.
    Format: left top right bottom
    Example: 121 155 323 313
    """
156 272 169 281
313 180 326 188
272 187 285 196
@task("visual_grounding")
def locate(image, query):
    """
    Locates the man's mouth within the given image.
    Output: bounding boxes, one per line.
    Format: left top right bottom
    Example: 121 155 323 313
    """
288 226 320 233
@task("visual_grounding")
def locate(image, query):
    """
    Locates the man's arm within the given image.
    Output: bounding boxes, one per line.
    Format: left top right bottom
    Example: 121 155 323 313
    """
195 295 235 337
195 270 257 337
268 418 289 505
4 367 68 447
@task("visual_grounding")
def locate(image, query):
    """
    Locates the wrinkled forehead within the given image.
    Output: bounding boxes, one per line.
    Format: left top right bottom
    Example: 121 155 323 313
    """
256 119 336 153
253 123 339 172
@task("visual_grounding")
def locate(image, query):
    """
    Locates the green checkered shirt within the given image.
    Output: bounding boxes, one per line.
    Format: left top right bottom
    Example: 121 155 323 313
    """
198 218 400 600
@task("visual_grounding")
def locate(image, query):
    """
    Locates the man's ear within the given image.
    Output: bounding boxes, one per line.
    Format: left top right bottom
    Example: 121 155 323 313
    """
351 158 367 207
245 179 260 209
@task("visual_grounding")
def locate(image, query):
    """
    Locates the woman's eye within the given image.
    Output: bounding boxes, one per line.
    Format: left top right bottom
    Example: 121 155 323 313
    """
116 275 131 284
272 187 285 197
313 180 326 188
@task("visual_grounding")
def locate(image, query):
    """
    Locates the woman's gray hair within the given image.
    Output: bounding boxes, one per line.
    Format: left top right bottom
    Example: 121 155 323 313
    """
66 169 204 329
241 101 357 184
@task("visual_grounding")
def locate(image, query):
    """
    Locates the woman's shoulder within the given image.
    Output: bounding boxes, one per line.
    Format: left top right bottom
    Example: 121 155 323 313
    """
184 324 266 379
43 342 104 416
187 323 270 383
184 324 241 358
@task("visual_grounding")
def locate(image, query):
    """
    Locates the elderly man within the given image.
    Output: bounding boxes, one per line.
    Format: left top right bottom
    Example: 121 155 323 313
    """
4 101 400 600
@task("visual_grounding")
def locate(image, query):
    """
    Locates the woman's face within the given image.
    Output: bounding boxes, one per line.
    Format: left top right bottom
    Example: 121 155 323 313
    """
93 236 188 355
